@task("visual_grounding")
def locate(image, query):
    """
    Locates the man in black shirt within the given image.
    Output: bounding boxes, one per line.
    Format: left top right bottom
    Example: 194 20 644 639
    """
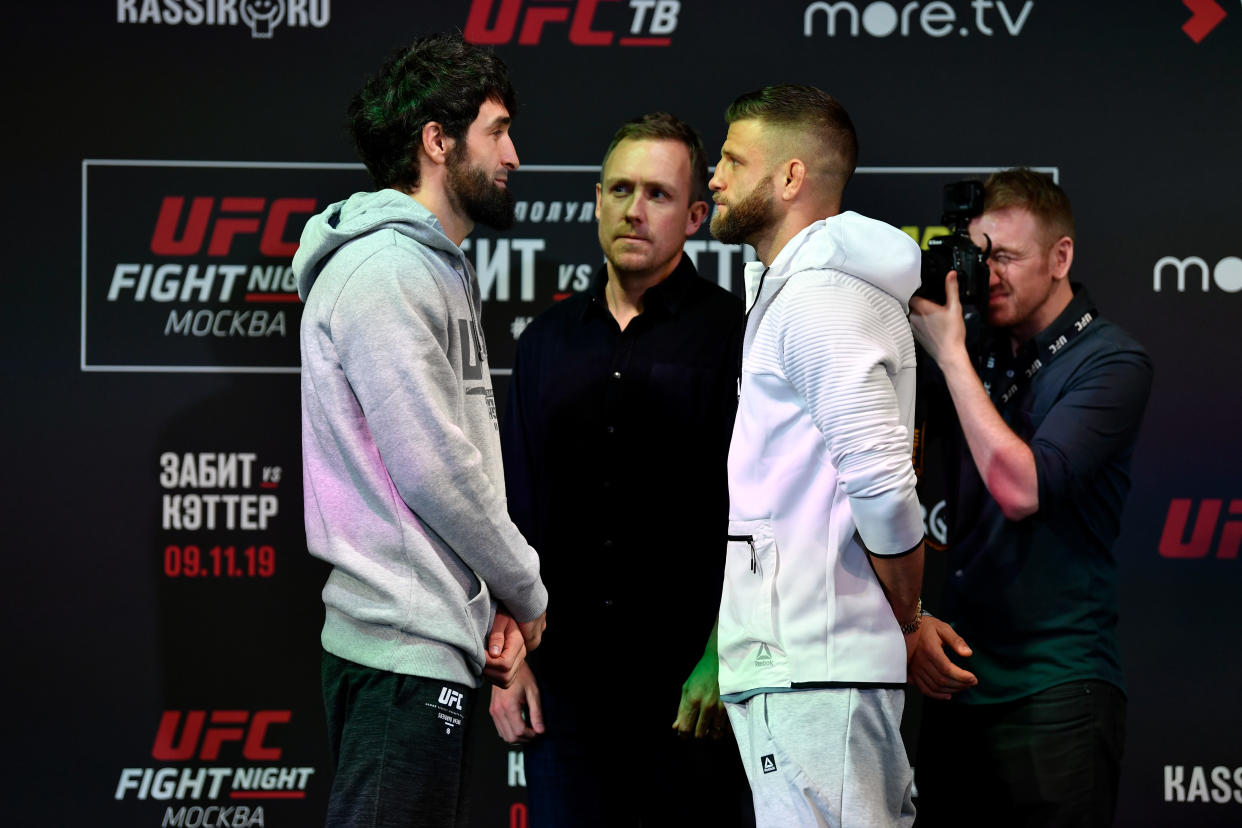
908 169 1153 826
489 112 749 826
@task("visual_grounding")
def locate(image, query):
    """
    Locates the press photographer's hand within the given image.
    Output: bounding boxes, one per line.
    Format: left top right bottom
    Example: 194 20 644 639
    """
909 270 969 370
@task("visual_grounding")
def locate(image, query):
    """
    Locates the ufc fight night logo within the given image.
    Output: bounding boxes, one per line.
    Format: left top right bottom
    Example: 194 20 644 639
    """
147 196 316 260
114 709 316 807
82 160 364 371
152 710 290 761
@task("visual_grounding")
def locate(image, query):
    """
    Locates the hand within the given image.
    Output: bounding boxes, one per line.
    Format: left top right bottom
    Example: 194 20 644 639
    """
907 615 978 700
909 271 968 369
483 610 527 688
672 646 728 740
518 610 547 652
489 660 545 744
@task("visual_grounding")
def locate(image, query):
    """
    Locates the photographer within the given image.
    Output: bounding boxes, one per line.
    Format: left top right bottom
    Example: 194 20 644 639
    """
908 169 1152 826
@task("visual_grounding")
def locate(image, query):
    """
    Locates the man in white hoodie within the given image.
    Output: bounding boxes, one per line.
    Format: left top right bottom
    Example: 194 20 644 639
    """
295 34 547 827
709 84 925 827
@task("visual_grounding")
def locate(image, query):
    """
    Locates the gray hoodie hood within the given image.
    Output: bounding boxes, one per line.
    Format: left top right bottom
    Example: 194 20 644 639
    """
294 188 463 300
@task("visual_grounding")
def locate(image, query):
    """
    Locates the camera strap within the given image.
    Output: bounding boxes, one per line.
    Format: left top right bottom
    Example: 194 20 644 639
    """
980 305 1098 409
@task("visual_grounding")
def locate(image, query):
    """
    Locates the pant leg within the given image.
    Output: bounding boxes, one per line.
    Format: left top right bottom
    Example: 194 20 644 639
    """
322 650 475 828
916 681 1125 828
525 674 754 828
727 689 914 828
914 696 996 827
622 670 754 828
987 681 1126 828
522 676 623 828
638 721 755 828
836 689 917 828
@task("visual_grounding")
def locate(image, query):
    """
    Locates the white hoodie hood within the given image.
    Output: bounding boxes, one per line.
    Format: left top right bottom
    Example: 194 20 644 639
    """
743 210 921 316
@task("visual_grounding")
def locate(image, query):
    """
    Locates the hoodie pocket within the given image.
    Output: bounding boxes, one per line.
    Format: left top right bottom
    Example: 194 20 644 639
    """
720 519 779 651
462 580 493 665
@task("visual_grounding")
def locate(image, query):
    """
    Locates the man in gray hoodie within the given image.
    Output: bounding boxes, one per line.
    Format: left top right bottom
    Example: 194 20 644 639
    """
293 33 548 827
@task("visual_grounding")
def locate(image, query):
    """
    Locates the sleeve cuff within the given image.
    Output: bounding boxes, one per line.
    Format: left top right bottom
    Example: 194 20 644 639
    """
850 490 926 556
497 578 548 624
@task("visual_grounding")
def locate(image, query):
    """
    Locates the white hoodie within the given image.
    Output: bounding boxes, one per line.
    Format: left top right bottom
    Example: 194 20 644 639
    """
718 211 924 697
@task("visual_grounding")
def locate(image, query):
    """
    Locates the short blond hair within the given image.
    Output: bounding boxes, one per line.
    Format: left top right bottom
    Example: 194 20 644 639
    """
984 168 1075 244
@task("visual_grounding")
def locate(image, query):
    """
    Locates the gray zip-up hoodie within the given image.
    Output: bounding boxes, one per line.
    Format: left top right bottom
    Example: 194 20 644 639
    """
294 188 547 687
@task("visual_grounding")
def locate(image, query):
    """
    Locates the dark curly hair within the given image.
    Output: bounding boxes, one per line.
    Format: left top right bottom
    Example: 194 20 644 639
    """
348 33 518 191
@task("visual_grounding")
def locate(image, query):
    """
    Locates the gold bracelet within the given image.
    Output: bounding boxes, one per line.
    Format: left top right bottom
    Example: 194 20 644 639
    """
900 598 923 635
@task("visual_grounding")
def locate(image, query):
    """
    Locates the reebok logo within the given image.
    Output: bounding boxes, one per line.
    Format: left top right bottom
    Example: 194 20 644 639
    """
754 643 773 668
761 754 778 774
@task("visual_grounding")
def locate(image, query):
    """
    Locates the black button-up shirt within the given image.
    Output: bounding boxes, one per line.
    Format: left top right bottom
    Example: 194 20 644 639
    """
501 254 742 683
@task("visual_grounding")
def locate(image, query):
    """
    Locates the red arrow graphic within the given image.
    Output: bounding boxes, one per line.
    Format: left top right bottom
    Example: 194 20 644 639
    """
1182 0 1226 43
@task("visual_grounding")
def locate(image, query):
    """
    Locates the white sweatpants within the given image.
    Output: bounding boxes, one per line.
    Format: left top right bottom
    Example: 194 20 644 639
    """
725 688 915 828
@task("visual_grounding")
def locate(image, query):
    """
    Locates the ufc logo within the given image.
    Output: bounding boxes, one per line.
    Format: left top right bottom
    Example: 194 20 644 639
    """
1158 498 1242 559
151 710 291 761
464 0 679 46
150 196 317 258
438 687 465 711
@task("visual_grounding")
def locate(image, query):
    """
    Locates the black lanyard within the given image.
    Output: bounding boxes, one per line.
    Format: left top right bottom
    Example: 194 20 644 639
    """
980 305 1097 409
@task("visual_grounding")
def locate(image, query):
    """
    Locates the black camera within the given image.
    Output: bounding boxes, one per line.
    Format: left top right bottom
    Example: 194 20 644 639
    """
916 180 991 305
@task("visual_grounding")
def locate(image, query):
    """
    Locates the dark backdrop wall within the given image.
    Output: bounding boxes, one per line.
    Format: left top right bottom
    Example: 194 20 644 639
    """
5 2 1240 826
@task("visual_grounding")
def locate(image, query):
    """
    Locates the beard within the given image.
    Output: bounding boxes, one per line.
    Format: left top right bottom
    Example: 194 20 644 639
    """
446 149 515 231
709 182 776 246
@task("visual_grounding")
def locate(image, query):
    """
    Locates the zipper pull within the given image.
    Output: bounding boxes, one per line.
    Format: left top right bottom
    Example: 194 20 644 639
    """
728 534 758 574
